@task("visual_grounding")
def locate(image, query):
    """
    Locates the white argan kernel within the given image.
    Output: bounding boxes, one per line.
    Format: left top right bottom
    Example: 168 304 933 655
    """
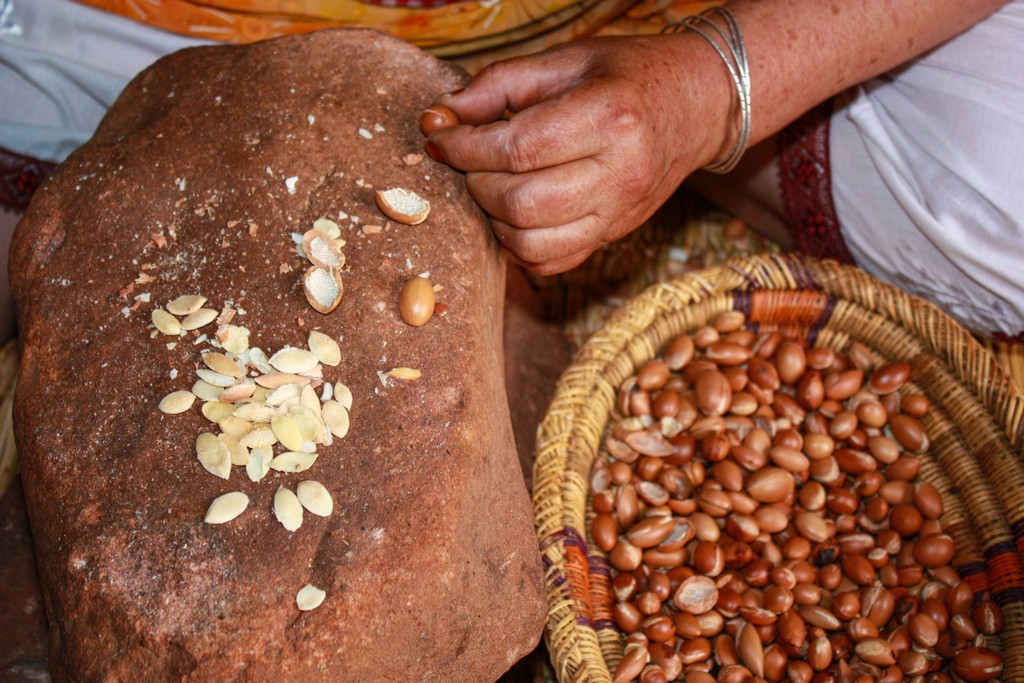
239 425 278 449
387 367 421 380
374 188 430 225
297 480 333 517
192 379 224 402
247 347 272 373
218 380 257 403
232 402 276 423
218 433 249 466
303 265 343 314
158 390 196 414
334 383 353 411
152 308 182 336
299 384 323 414
166 294 207 316
269 347 319 375
296 583 325 611
266 383 304 406
320 382 333 402
180 308 219 331
196 432 231 479
271 414 305 452
204 492 249 524
196 368 237 388
321 400 350 440
270 451 318 473
313 217 341 239
274 486 303 531
256 372 310 389
246 446 273 482
202 401 236 423
287 408 319 443
218 412 252 436
308 330 341 367
203 352 243 377
217 324 251 354
298 364 323 380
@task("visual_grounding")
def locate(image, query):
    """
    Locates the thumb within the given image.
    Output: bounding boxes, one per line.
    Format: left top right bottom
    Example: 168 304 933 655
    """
435 49 587 126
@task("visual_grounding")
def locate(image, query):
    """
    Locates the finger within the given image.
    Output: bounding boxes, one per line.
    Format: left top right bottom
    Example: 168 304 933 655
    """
435 49 588 126
430 81 613 174
512 245 598 276
490 215 607 270
464 158 604 230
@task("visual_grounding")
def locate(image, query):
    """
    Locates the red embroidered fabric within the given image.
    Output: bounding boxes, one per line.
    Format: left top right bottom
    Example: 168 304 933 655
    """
777 101 855 265
0 148 56 213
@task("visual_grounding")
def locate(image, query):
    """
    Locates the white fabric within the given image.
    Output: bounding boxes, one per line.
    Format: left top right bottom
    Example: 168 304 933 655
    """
831 0 1024 336
0 0 209 163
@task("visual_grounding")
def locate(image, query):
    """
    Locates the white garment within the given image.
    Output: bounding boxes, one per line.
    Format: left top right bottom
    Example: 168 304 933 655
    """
0 0 209 163
831 0 1024 336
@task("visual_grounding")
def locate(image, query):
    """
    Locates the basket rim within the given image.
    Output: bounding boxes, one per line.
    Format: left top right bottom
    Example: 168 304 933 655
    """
532 253 1024 683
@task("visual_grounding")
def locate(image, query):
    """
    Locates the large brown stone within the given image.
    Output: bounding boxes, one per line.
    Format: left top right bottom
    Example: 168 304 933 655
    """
0 479 50 682
10 29 544 682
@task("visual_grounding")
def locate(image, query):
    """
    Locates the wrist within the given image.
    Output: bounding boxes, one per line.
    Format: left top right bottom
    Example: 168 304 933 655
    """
665 7 751 174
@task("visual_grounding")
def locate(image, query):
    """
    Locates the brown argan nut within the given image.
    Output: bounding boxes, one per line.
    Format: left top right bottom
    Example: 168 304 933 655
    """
399 276 435 327
375 187 430 225
302 265 343 314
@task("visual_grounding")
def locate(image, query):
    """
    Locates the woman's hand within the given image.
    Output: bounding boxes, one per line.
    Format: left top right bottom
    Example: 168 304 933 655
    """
423 35 732 274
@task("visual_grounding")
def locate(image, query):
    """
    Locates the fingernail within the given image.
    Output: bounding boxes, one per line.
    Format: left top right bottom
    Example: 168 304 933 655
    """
424 141 447 164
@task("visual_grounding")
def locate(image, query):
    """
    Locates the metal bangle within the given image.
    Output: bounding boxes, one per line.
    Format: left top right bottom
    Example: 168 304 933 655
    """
663 6 751 174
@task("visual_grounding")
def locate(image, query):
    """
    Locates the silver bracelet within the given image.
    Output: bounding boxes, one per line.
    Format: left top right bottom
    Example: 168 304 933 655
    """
663 6 751 174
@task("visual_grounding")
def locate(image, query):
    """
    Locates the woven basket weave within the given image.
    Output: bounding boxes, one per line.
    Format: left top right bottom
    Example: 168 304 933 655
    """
533 254 1024 682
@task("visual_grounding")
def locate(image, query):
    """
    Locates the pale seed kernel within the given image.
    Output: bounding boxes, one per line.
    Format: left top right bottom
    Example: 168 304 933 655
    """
203 352 243 377
334 383 353 411
218 433 249 466
218 415 253 440
313 217 341 239
196 432 231 479
217 324 251 354
271 414 305 452
297 480 334 517
256 372 311 389
269 450 318 473
387 367 421 380
204 491 249 524
239 425 278 449
246 446 273 482
232 402 276 423
196 368 237 388
159 390 196 414
296 583 325 611
201 401 236 423
152 308 182 336
308 330 341 367
321 400 350 439
180 308 219 331
166 294 208 316
274 486 303 531
218 380 257 403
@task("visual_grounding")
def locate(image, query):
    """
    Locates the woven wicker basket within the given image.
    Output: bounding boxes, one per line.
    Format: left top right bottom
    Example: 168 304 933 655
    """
533 254 1024 682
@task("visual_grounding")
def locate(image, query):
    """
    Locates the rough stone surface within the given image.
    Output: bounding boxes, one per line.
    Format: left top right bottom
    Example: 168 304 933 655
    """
0 479 50 682
10 29 545 682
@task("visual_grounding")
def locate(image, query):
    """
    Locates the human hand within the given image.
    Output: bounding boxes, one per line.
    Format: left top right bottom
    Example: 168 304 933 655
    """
422 35 733 274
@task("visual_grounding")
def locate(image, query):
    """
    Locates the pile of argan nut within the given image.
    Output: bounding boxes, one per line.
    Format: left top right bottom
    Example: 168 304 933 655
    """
590 311 1005 683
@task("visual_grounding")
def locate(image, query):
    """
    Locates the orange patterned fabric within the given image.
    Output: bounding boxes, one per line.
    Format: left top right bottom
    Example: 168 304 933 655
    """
74 0 713 59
